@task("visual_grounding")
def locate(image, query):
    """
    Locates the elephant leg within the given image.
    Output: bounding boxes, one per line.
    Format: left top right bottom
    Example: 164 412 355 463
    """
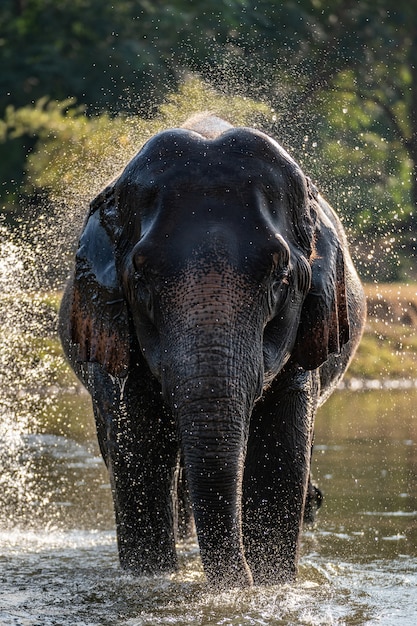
93 402 110 468
243 368 318 585
176 461 194 541
91 367 179 575
304 480 323 524
303 443 323 525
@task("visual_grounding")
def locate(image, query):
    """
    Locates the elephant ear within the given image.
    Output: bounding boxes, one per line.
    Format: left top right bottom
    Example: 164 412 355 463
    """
293 200 350 370
69 188 130 378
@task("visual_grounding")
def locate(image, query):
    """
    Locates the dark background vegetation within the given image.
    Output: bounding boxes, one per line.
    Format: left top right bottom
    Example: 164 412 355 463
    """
1 0 416 281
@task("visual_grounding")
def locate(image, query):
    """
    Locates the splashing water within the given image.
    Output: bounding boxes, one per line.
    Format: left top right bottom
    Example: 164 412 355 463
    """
0 227 52 527
1 93 417 623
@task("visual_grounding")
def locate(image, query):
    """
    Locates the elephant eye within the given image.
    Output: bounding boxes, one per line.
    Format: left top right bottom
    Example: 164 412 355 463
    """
133 255 157 286
134 254 147 271
267 265 290 315
133 255 149 281
271 243 290 284
274 267 290 286
133 253 161 293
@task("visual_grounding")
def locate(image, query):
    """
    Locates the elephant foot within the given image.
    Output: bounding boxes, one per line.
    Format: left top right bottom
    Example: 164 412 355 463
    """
205 567 253 590
252 567 297 587
303 483 323 525
202 552 253 589
246 548 298 586
244 527 301 586
117 533 178 577
119 553 178 577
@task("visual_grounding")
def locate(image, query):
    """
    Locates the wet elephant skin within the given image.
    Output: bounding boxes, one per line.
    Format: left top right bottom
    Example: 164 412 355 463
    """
59 115 366 588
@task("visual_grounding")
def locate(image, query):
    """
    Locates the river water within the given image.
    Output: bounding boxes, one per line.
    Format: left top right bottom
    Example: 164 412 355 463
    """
1 388 416 625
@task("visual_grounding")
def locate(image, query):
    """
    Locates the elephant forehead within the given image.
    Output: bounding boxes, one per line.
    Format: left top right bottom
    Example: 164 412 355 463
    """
123 127 296 186
141 126 281 159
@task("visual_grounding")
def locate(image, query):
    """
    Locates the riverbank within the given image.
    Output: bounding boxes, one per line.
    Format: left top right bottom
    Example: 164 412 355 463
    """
4 284 417 392
352 283 417 382
2 284 417 441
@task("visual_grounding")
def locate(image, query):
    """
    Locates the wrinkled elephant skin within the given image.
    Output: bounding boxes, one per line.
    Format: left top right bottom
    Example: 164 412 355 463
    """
59 115 366 588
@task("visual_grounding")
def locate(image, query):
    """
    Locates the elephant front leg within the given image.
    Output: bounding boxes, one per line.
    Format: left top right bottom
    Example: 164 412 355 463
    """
304 451 323 525
176 462 194 541
242 369 318 585
92 371 179 575
108 435 179 575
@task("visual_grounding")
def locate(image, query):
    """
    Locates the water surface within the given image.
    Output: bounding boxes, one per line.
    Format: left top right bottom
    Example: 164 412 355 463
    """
1 389 416 625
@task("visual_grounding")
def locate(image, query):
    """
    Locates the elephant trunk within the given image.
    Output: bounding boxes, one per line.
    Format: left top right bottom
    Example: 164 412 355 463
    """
178 396 252 587
162 321 262 588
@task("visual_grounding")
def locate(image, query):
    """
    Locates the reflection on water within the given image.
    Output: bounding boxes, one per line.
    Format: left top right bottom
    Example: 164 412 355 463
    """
1 389 416 625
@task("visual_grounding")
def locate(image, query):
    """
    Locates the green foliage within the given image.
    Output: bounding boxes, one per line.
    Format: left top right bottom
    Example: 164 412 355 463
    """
2 0 417 278
10 288 417 401
158 78 271 128
8 78 271 205
304 70 413 233
0 0 255 117
350 319 417 381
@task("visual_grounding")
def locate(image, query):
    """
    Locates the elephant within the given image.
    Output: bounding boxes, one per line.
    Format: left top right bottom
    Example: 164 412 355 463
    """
59 114 366 589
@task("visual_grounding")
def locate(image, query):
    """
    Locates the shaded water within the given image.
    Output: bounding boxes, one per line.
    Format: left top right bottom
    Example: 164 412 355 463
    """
1 389 416 625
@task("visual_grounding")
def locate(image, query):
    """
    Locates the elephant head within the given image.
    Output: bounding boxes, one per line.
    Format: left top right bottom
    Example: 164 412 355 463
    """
68 118 350 587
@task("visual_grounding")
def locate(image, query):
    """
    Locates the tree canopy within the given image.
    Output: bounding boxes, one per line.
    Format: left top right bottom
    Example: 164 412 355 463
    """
1 0 416 280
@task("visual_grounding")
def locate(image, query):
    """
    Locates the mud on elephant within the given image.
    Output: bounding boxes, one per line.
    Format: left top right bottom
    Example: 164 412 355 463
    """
59 114 366 588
